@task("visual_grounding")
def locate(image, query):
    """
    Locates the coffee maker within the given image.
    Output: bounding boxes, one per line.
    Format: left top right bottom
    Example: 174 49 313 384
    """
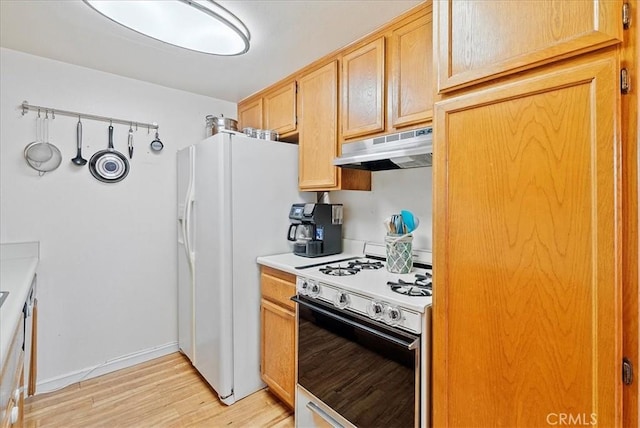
287 203 343 257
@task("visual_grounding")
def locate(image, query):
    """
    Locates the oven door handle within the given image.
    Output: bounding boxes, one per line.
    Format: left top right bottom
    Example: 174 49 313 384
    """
292 296 419 350
306 402 344 428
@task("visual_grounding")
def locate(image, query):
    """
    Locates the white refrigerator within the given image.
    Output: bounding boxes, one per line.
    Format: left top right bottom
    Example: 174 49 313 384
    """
177 131 309 404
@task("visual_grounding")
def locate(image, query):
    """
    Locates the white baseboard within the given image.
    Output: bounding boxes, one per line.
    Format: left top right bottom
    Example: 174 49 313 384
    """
36 341 179 395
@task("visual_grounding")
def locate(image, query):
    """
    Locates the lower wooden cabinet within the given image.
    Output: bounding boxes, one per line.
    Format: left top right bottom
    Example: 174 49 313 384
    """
260 267 296 408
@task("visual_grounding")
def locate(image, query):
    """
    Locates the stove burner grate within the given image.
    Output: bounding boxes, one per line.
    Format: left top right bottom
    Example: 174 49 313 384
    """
347 260 384 270
320 265 360 276
414 272 432 288
387 278 432 297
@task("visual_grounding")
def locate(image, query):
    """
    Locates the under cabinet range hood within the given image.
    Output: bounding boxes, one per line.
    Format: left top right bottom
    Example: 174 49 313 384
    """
333 127 433 171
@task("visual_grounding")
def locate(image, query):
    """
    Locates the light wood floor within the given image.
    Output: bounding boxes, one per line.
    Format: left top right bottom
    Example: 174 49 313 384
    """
24 352 294 428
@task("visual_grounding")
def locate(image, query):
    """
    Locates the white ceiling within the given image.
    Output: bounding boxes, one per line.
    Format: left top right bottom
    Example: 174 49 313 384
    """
0 0 422 103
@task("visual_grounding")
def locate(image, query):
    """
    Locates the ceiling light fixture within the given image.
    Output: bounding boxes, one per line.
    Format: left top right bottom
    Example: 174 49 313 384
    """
83 0 250 56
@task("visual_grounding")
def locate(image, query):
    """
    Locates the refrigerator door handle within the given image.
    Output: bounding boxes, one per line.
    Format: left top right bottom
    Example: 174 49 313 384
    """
183 146 196 271
185 198 195 265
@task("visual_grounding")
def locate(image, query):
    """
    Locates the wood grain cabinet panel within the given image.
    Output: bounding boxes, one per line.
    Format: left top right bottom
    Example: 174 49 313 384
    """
298 61 371 191
260 299 295 409
433 52 622 427
435 0 623 93
237 98 263 130
341 37 385 139
263 81 297 136
389 11 433 128
260 267 296 409
298 61 340 190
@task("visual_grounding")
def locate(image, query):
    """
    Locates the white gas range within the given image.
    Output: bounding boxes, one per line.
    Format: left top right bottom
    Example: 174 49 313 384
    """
291 242 432 428
293 242 432 334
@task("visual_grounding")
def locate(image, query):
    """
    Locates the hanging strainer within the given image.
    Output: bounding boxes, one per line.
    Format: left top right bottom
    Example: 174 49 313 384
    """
24 114 62 175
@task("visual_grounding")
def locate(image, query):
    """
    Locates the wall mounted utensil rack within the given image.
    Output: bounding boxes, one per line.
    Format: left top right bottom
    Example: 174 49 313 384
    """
20 100 159 130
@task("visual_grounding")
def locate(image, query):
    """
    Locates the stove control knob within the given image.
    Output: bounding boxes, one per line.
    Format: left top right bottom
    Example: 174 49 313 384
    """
334 292 350 309
308 281 321 298
367 301 385 319
297 278 309 295
383 305 403 326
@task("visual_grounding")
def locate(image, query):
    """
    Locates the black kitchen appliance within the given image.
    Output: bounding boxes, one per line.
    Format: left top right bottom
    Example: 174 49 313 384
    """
287 203 343 257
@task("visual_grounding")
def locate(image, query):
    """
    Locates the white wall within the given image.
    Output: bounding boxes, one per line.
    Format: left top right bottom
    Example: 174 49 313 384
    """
331 167 432 251
0 48 236 387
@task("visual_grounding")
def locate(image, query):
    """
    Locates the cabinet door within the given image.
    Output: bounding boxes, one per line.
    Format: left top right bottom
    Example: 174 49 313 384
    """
238 98 263 130
433 52 622 426
263 81 297 135
389 11 433 128
298 61 339 190
261 299 295 408
341 37 385 139
435 0 623 93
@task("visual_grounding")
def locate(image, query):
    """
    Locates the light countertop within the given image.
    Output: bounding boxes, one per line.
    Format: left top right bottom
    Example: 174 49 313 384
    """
0 242 39 367
256 239 365 275
256 252 363 276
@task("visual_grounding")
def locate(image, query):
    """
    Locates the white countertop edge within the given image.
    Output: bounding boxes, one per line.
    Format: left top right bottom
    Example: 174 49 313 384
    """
257 252 363 277
0 256 38 367
1 241 39 261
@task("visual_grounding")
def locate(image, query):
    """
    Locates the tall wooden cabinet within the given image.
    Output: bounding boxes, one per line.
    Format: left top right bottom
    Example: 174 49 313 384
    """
432 1 637 427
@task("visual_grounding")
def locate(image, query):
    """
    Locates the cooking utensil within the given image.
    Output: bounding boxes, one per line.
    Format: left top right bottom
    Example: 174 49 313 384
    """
89 125 130 183
383 217 392 234
401 210 417 233
128 125 134 159
71 118 87 166
150 130 163 152
394 214 404 235
208 114 238 135
259 129 279 141
24 113 62 175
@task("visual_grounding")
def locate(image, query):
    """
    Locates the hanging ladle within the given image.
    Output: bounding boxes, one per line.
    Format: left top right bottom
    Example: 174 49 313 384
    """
71 117 87 166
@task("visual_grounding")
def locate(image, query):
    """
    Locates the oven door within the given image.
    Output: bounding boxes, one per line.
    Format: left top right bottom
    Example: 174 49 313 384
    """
294 296 420 428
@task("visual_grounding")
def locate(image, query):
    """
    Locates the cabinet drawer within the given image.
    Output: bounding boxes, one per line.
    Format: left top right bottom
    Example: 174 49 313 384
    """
261 267 296 310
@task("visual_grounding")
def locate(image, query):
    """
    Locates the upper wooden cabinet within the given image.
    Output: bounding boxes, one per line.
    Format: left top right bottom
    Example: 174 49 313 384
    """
298 61 339 189
263 80 297 136
435 0 623 93
341 5 433 140
389 11 433 128
298 61 370 191
237 98 263 130
341 37 386 139
237 81 297 137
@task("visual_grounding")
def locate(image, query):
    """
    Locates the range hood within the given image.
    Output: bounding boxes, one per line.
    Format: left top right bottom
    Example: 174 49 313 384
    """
333 127 433 171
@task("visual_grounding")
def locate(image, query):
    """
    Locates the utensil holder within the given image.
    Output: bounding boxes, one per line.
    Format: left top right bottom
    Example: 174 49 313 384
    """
385 234 413 273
